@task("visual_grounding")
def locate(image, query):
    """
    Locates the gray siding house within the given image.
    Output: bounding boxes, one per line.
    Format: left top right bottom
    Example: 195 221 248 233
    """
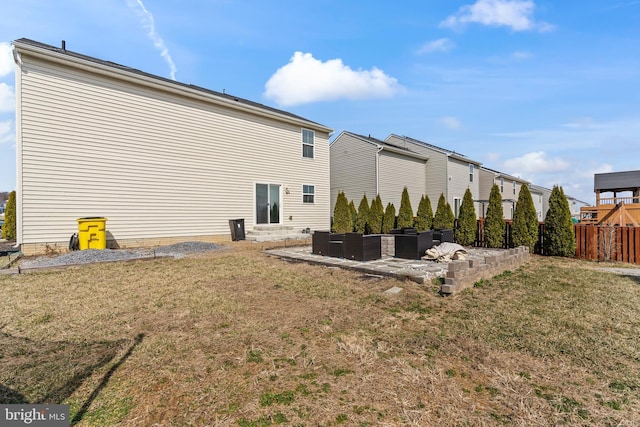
330 131 429 213
478 167 530 220
13 39 333 255
384 135 482 218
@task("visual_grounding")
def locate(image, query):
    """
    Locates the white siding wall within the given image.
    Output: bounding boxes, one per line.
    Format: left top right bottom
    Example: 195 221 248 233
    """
478 169 495 201
329 133 377 212
385 135 447 210
447 158 480 218
378 150 426 211
17 52 331 247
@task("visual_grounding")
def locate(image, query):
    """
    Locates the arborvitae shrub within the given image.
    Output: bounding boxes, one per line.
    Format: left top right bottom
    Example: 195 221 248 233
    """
433 193 453 230
415 195 433 232
484 184 505 248
543 185 576 257
446 202 455 229
397 187 414 229
512 184 538 252
332 191 352 233
382 203 396 234
355 194 371 234
456 188 477 246
2 191 16 240
369 195 384 234
348 201 357 232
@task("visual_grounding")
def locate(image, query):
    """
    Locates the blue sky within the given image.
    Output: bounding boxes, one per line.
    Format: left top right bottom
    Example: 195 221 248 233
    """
1 0 639 204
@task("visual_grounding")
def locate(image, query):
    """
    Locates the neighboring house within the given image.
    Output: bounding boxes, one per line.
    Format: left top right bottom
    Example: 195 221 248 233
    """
384 134 482 218
478 167 530 220
529 185 553 221
13 38 333 255
330 131 429 214
565 195 590 221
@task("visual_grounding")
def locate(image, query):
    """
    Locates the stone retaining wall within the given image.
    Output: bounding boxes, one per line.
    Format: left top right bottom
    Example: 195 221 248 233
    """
440 246 530 295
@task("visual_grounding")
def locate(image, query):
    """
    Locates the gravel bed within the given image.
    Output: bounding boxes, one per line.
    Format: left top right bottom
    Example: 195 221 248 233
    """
19 242 226 269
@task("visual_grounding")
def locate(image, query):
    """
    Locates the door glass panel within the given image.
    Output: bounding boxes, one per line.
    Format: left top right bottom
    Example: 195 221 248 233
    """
256 184 268 224
269 184 280 224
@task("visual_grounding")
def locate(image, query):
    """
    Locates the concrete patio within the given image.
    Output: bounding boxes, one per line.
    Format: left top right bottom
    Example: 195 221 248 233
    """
267 244 531 295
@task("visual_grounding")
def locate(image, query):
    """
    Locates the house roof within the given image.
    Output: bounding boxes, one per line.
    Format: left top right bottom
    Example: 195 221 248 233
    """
479 166 530 185
336 131 429 161
594 170 640 193
12 38 332 133
386 134 482 165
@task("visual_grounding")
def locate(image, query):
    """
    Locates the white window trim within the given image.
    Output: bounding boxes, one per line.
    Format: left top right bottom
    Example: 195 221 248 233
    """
302 183 315 204
302 128 314 159
500 178 504 193
469 164 474 182
454 197 462 219
513 180 516 195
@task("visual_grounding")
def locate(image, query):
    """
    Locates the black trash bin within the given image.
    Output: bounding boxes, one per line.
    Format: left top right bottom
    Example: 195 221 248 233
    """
229 219 245 241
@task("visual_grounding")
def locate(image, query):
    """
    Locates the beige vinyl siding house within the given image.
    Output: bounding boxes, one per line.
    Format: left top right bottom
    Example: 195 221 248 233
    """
330 132 428 214
529 186 545 222
385 135 481 218
478 167 530 220
530 184 552 221
13 39 332 255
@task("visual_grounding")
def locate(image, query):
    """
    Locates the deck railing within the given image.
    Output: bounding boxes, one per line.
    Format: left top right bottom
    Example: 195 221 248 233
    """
579 200 640 226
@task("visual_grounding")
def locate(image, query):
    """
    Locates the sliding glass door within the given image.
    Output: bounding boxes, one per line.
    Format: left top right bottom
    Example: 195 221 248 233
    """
256 183 281 224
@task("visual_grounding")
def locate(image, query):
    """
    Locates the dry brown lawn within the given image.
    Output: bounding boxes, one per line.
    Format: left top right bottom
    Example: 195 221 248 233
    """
1 243 639 426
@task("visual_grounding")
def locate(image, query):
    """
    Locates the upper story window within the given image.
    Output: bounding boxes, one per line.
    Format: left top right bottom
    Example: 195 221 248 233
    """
469 164 474 182
500 178 504 193
303 184 315 203
302 129 314 158
513 181 516 195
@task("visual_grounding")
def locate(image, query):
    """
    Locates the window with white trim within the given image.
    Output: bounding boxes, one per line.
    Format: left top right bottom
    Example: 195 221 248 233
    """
500 178 504 193
302 129 314 158
303 184 315 203
454 197 462 218
469 164 474 182
513 180 516 195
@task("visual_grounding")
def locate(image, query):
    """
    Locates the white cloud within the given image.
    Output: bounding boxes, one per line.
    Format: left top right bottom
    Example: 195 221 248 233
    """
127 0 177 80
0 42 13 77
511 50 532 60
416 38 455 54
503 151 570 174
264 52 402 106
0 83 15 113
440 116 462 129
0 120 14 145
440 0 553 32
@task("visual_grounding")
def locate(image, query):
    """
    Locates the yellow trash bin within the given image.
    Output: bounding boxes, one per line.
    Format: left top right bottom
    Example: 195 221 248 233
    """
77 217 108 250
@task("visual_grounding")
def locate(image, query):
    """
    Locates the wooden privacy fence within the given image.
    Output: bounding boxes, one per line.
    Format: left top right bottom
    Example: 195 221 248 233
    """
575 224 640 265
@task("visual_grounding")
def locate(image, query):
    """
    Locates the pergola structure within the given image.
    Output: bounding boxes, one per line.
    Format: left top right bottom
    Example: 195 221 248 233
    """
580 170 640 226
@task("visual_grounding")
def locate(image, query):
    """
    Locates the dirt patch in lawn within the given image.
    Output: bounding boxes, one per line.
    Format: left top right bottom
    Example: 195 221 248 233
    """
0 244 639 426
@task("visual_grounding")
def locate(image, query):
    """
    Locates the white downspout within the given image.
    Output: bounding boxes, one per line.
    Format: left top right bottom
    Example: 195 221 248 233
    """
13 46 22 247
375 145 383 195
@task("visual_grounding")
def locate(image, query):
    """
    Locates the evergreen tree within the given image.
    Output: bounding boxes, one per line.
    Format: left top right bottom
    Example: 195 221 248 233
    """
512 184 538 252
332 191 352 233
433 193 454 230
2 190 15 240
543 185 576 257
484 184 505 248
456 188 477 246
397 187 414 229
446 202 455 229
348 200 357 232
369 194 384 234
355 194 371 234
382 203 396 234
415 195 433 232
